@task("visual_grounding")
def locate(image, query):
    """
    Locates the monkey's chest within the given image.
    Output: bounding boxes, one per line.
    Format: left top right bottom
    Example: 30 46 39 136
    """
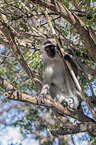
51 71 68 92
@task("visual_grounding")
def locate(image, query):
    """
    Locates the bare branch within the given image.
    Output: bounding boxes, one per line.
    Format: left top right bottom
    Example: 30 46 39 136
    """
51 122 96 137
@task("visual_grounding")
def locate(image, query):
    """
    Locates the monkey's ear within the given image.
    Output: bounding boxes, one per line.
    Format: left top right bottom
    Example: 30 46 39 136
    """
61 99 68 108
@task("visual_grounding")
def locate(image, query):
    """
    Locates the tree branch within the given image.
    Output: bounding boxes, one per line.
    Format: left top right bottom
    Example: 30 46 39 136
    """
0 18 42 90
51 122 96 137
71 0 81 10
30 0 96 62
1 76 96 136
0 76 95 124
78 62 96 78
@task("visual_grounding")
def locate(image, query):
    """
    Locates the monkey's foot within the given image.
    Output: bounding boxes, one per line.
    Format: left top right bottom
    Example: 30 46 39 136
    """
61 99 68 107
36 94 44 105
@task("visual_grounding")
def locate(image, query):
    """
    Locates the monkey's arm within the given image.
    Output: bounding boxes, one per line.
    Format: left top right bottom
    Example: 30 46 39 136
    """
64 54 78 76
56 38 78 76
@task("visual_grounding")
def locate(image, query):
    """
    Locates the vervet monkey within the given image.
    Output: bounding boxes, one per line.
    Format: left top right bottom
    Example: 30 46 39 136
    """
39 39 96 137
40 40 82 110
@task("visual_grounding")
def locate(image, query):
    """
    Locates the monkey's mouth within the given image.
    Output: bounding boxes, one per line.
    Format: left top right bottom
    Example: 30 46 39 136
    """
47 51 55 58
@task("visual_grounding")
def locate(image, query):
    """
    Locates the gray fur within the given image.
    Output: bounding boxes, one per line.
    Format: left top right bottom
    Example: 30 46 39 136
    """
40 41 82 110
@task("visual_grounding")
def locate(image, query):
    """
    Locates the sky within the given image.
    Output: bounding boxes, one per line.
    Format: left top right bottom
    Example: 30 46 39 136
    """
0 125 90 145
0 126 39 145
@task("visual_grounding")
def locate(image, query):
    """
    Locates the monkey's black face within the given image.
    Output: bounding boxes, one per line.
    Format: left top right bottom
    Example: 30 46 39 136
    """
45 45 56 58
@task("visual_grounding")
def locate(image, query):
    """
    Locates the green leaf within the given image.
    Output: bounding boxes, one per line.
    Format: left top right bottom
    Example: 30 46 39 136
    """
16 2 20 7
87 0 91 7
86 20 93 27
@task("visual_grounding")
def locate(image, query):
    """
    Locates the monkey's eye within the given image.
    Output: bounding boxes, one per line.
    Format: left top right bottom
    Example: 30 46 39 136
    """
45 45 55 51
69 97 74 104
45 46 49 51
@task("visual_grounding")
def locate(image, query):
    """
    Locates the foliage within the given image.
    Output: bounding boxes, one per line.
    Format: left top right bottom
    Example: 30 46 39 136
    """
0 0 96 144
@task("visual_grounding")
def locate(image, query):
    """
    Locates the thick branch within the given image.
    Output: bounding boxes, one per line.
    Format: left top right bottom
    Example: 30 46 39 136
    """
0 76 95 123
51 122 96 137
30 0 96 62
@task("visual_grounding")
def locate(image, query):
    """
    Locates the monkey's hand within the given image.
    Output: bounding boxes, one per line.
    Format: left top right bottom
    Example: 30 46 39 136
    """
40 84 49 97
37 84 49 104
